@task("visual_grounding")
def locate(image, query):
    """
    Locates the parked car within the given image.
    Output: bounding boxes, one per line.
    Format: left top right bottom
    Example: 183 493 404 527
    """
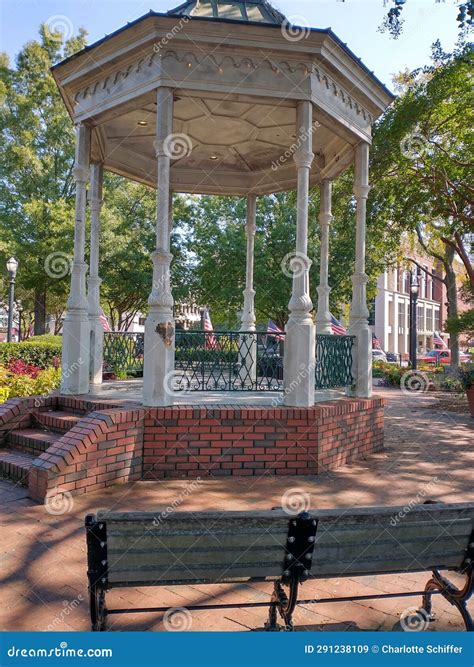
418 349 471 365
372 349 387 363
385 351 399 363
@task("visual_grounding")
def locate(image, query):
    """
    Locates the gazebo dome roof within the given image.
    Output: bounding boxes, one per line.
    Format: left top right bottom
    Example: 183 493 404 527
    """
168 0 287 24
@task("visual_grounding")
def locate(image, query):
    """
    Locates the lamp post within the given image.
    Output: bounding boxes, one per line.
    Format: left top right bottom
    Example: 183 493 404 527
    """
6 257 18 343
409 270 419 370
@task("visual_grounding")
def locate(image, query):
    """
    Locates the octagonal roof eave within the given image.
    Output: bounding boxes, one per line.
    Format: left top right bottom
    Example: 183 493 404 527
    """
51 9 395 103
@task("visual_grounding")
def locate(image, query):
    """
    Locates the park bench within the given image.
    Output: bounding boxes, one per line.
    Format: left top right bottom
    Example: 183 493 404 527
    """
85 502 474 631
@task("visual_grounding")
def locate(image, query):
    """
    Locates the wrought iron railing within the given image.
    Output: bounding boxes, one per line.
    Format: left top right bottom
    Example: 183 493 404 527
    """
103 330 354 391
314 334 354 389
103 332 144 376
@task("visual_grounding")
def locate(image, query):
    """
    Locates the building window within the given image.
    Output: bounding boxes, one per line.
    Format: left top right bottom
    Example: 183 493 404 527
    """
417 304 424 331
368 297 376 325
0 312 8 329
398 301 405 331
426 308 433 332
138 317 146 326
434 309 440 331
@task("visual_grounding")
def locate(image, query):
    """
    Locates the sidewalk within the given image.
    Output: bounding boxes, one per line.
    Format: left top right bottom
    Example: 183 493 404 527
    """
1 387 472 632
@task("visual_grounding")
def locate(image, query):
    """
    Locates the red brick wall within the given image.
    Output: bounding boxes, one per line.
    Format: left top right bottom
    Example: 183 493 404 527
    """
143 398 384 480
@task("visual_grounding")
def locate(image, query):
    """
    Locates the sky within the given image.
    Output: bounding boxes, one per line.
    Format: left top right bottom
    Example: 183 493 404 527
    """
0 0 463 92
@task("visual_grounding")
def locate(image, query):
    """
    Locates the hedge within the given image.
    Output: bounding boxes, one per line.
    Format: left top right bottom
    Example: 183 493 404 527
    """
0 336 62 369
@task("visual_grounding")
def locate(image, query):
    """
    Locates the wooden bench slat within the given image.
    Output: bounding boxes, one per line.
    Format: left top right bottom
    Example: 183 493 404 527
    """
107 532 288 552
107 563 284 584
315 519 471 545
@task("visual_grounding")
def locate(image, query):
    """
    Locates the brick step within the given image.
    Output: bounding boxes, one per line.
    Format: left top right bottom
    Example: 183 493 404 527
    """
7 428 61 457
33 409 82 434
0 449 36 486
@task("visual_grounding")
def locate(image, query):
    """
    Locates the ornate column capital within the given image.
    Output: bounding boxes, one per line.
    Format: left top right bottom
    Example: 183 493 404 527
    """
353 184 371 199
293 150 315 170
72 164 90 183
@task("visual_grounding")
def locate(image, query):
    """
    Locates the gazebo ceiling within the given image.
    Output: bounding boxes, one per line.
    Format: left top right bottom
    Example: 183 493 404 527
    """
52 2 394 195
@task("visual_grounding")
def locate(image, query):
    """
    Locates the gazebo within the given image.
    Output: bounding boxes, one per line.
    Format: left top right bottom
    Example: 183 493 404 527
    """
52 0 394 408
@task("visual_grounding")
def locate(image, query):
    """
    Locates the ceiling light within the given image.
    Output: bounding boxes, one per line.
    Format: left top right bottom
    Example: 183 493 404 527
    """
137 120 148 126
209 155 218 160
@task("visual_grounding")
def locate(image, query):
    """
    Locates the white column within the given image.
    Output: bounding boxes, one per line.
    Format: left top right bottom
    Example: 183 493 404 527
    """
61 123 91 395
239 194 257 385
348 142 372 398
143 87 175 407
88 162 104 386
283 101 315 407
315 179 333 335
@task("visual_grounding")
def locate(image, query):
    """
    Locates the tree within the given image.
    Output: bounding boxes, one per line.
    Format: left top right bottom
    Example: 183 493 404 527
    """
0 26 87 334
370 44 474 365
379 0 473 38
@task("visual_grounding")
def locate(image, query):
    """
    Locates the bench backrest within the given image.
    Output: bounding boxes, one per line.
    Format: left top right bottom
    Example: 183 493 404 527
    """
86 503 474 588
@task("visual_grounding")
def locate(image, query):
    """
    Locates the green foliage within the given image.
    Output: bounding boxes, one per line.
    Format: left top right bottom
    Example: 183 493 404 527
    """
0 26 88 330
458 363 474 390
0 340 62 368
446 309 474 338
379 1 473 38
0 366 61 400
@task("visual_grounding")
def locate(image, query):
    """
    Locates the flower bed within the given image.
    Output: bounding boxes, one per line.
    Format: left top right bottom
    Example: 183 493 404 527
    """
0 358 61 402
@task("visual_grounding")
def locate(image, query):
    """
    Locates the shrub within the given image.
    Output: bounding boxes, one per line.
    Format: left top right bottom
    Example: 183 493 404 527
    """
0 337 62 369
7 359 42 378
0 366 61 400
458 363 474 390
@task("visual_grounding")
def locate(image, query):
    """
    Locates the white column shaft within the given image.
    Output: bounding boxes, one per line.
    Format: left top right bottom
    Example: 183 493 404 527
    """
315 179 333 334
143 88 175 407
61 123 91 395
284 101 316 407
349 142 372 398
88 162 104 386
239 194 257 386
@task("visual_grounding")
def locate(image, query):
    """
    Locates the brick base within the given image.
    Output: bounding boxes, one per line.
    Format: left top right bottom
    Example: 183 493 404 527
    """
143 398 384 479
0 395 384 502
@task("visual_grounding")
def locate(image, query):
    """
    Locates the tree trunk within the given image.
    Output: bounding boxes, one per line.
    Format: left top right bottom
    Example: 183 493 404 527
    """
34 288 47 336
443 245 459 368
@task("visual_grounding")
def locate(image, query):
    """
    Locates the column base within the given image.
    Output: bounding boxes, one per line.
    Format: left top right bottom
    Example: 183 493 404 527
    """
348 323 372 398
142 311 175 407
60 311 91 395
89 318 104 386
283 318 315 407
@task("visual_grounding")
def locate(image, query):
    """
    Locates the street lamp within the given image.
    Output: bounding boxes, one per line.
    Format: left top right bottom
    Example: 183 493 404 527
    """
6 257 18 343
409 270 419 370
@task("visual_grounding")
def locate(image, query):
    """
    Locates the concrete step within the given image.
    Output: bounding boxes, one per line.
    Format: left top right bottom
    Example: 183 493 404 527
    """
33 409 81 434
8 428 61 457
0 449 36 486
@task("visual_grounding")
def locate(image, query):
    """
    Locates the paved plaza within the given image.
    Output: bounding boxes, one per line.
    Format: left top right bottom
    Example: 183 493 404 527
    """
1 387 472 632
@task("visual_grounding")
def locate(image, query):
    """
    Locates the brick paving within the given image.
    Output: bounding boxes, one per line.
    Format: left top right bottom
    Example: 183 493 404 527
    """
1 386 472 632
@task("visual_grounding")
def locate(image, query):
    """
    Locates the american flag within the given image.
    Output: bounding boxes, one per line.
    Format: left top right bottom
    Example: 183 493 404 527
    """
203 308 217 349
267 319 285 341
433 331 447 349
99 308 112 332
372 333 382 350
331 314 347 336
